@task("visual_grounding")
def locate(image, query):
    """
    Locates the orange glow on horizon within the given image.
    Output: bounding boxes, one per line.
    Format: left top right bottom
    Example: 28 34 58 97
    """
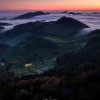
0 0 100 10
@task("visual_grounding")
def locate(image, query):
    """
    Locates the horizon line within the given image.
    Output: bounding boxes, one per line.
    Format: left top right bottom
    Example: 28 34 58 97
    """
0 9 100 11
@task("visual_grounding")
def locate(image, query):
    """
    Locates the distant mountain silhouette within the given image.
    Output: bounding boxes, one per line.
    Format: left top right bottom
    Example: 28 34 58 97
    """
62 11 69 13
62 11 81 15
56 16 88 28
12 11 49 19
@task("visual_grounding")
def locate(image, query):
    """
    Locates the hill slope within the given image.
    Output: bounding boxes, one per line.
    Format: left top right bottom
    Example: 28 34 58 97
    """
0 30 100 100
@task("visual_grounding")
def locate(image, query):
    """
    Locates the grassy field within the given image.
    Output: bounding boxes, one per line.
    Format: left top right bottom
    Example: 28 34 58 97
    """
10 60 55 77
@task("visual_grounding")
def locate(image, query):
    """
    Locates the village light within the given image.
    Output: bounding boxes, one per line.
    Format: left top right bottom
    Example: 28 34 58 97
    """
24 63 34 72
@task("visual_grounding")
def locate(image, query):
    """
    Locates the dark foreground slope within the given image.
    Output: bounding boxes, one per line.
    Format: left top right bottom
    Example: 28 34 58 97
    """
0 31 100 99
54 29 100 74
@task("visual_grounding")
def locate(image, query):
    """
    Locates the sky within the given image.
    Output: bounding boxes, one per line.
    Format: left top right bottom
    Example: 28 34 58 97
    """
0 0 100 10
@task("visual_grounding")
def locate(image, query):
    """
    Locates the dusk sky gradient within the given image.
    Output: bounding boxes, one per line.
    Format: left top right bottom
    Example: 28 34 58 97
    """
0 0 100 10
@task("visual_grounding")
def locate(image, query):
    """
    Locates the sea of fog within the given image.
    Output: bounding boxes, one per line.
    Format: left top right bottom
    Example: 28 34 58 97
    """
0 10 100 34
